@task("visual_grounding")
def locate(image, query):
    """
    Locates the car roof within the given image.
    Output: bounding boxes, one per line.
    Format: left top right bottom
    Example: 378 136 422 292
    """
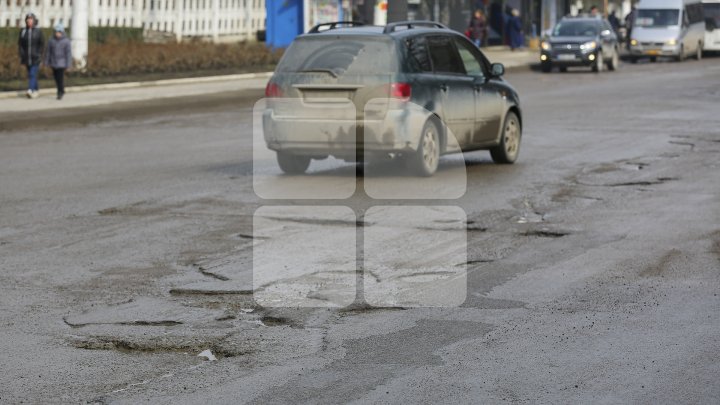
299 21 460 40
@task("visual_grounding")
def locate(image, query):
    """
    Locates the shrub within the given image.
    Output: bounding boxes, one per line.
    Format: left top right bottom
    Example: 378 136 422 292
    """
0 41 282 82
0 27 143 46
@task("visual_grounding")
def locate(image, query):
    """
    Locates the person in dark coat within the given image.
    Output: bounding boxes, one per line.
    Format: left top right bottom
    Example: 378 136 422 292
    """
468 9 488 47
508 9 524 50
625 7 636 50
18 12 45 98
44 22 73 100
608 11 621 33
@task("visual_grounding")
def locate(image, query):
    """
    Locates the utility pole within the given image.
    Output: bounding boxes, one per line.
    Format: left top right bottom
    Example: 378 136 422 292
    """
71 0 89 69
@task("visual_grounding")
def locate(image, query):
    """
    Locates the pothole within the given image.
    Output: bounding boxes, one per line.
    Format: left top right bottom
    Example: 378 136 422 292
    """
260 316 298 328
606 177 678 187
522 229 571 238
668 140 695 150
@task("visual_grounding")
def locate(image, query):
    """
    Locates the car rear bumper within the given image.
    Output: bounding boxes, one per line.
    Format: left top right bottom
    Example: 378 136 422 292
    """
263 102 428 159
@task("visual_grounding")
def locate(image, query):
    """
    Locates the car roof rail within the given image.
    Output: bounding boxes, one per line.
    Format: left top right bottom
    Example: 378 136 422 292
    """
308 21 365 33
383 20 448 34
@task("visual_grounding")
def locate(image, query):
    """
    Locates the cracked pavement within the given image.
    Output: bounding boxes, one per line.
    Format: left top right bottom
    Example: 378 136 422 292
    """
1 58 719 403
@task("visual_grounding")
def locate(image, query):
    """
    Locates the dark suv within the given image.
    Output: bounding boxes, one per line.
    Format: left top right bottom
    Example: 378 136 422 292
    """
263 21 522 176
540 16 620 72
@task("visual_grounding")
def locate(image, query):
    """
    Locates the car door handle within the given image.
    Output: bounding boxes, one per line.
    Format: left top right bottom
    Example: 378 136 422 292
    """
439 84 448 92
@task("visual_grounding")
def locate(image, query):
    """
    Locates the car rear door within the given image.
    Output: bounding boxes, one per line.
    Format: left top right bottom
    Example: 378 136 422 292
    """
453 37 504 146
426 35 475 150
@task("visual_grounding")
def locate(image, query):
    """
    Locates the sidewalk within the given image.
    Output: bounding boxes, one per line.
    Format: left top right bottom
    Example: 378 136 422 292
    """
0 47 536 118
0 73 271 115
483 46 538 69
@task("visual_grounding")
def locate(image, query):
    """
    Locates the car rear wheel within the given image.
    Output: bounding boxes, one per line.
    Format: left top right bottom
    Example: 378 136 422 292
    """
277 151 311 174
408 119 441 176
490 111 521 164
592 51 603 72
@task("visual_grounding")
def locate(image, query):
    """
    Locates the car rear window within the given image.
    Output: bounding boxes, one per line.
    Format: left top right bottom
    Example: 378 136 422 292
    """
275 36 397 76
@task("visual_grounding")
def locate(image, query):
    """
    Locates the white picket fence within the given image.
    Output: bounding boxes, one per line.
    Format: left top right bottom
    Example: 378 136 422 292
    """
0 0 265 42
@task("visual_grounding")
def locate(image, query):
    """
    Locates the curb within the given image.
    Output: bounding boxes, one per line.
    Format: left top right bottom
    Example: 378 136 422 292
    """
0 71 273 100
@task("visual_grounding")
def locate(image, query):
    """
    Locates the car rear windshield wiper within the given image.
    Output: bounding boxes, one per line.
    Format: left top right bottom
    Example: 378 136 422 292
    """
299 68 339 78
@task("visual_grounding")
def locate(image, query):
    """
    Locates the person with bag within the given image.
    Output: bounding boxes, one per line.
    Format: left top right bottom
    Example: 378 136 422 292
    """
18 12 45 99
44 22 73 100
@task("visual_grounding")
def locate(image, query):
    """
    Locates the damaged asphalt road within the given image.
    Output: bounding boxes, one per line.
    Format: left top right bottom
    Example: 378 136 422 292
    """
1 59 719 403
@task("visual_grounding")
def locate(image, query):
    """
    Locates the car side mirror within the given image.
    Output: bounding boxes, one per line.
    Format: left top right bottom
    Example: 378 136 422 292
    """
490 63 505 77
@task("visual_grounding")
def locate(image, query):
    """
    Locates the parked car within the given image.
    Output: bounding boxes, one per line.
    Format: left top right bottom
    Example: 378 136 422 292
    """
540 16 621 72
262 21 523 176
628 0 705 62
701 0 720 52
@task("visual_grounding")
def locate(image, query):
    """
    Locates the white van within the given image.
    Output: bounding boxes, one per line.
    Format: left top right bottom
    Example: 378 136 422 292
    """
702 0 720 51
629 0 705 61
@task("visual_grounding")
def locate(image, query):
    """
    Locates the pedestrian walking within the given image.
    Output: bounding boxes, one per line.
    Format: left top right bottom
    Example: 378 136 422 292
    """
625 7 636 50
44 23 72 100
608 11 621 34
508 9 525 50
18 12 45 99
468 9 488 47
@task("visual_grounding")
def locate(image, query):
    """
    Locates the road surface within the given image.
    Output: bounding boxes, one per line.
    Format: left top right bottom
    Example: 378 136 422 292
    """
1 58 719 403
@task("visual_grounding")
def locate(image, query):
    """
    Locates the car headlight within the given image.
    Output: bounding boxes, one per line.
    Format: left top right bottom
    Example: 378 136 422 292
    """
541 41 551 50
666 39 677 45
580 41 597 51
630 39 638 46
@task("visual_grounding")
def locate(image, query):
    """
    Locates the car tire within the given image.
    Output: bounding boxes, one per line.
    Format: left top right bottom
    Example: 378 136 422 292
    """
592 50 603 72
276 151 311 174
608 48 619 71
629 56 637 64
490 111 521 164
558 66 568 72
650 56 657 62
676 45 685 62
408 119 441 176
541 61 552 73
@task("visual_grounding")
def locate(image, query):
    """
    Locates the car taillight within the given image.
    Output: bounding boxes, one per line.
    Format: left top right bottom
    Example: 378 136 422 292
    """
265 82 283 97
389 82 411 100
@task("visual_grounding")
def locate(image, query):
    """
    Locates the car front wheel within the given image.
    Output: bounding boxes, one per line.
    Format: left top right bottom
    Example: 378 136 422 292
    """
607 48 619 71
276 151 311 174
592 50 604 72
490 111 522 164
